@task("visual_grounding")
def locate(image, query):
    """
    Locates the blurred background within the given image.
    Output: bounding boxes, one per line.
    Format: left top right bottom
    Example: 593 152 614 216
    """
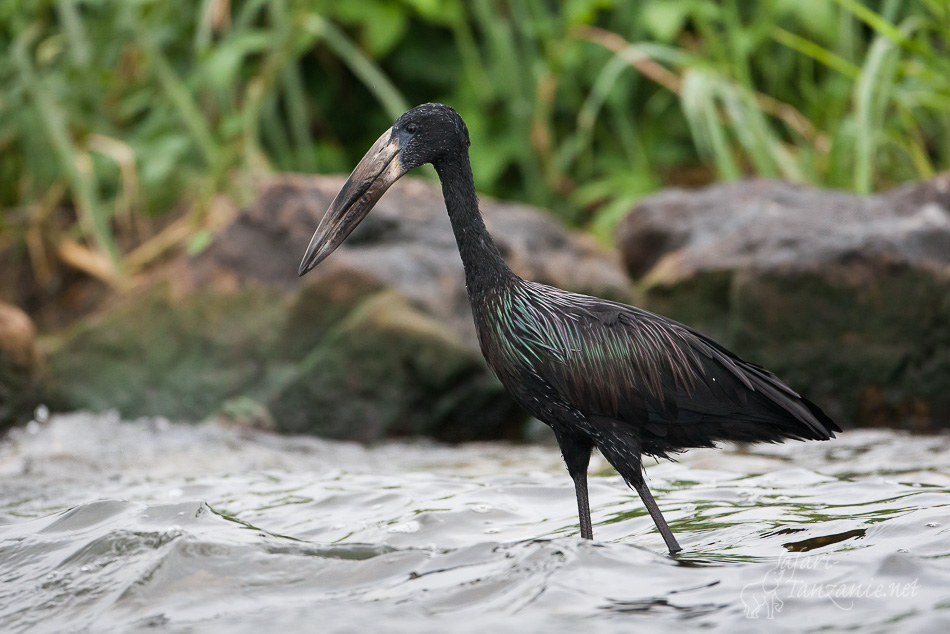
4 0 950 275
1 0 949 434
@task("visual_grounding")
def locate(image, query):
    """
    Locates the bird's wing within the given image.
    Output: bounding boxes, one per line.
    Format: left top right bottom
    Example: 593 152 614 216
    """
517 283 835 442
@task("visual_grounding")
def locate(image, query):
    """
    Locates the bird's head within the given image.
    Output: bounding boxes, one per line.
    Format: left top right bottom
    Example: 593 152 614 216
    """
394 103 471 170
298 103 469 276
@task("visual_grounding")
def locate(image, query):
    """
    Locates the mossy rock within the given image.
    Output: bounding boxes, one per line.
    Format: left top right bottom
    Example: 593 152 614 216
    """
269 290 523 442
47 283 288 421
273 262 388 359
638 263 950 431
730 266 950 432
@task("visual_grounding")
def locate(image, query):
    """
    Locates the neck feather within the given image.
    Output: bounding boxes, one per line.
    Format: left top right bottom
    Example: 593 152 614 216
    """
434 152 515 297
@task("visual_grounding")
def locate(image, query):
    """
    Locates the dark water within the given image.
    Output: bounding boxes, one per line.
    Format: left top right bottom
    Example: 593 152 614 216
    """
1 412 949 633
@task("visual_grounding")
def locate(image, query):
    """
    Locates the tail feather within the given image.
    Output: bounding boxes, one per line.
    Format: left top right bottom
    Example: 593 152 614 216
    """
641 390 839 459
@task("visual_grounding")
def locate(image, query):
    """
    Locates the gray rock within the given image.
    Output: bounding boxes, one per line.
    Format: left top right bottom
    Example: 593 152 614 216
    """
617 176 950 431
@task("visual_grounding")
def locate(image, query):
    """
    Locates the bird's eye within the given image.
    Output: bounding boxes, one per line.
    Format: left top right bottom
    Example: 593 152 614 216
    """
405 123 417 134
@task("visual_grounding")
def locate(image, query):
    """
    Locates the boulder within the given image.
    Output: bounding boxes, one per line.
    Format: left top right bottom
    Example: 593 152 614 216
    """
48 282 287 422
48 175 631 440
617 176 950 431
0 301 44 428
268 290 518 442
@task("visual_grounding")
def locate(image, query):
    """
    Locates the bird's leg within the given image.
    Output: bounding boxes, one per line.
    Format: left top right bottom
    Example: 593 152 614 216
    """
572 468 594 540
630 476 682 555
554 430 594 539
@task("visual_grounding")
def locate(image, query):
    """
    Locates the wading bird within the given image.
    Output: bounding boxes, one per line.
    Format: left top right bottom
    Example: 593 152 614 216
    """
298 104 840 554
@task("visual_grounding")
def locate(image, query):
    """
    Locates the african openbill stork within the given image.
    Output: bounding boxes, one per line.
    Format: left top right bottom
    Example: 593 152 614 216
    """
298 103 840 554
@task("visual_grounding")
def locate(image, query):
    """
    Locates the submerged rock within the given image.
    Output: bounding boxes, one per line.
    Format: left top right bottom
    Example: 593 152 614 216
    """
0 302 44 428
48 175 629 440
617 176 950 430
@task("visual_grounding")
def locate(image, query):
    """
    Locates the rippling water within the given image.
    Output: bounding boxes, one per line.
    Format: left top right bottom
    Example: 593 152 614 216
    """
1 412 949 633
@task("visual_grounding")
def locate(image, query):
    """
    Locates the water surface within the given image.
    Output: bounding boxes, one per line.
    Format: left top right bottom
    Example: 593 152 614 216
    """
1 413 949 633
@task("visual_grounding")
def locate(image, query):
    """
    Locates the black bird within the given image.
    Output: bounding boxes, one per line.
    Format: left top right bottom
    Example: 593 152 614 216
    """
298 103 840 554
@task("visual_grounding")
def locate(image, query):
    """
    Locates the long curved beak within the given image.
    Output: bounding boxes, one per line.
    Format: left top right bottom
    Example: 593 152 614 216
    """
298 127 406 276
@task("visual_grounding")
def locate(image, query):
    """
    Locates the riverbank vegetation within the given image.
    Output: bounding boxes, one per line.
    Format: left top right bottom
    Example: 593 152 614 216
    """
2 0 948 287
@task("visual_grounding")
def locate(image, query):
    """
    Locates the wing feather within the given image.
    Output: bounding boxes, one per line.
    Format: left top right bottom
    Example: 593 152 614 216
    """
515 282 838 451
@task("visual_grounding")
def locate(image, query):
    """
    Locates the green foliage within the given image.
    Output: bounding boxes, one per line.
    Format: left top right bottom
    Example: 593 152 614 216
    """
2 0 949 268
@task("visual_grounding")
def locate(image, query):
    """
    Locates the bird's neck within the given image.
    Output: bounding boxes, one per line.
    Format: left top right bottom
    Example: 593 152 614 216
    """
435 153 517 299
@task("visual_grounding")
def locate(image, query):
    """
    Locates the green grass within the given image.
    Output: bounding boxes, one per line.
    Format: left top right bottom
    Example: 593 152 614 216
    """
1 0 948 283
